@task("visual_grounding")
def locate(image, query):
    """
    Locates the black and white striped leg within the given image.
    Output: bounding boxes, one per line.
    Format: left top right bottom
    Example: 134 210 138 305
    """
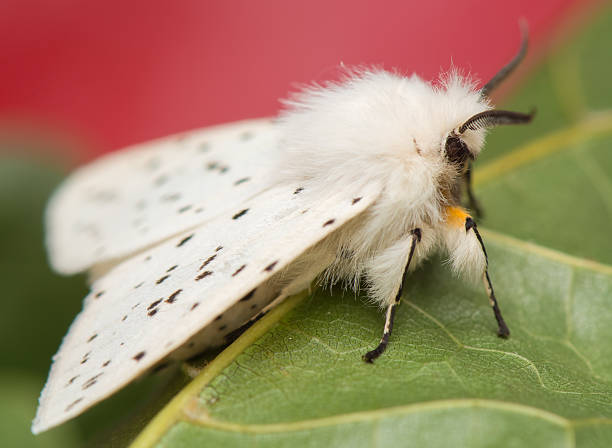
363 228 422 363
465 217 510 338
483 270 510 337
464 162 483 219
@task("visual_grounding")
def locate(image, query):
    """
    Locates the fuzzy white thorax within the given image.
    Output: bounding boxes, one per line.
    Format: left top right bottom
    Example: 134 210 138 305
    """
276 68 491 306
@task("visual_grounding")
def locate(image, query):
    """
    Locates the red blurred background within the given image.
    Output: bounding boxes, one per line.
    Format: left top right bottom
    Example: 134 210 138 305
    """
0 0 598 160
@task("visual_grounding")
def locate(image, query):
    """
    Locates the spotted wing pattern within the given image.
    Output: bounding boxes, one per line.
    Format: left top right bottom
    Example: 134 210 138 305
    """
33 179 382 433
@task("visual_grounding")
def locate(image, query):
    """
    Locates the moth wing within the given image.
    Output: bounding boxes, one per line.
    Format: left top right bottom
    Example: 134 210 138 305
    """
47 119 278 275
33 179 382 434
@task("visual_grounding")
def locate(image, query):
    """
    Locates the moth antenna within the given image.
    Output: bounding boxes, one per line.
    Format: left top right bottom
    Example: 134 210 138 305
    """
481 20 528 97
458 108 535 133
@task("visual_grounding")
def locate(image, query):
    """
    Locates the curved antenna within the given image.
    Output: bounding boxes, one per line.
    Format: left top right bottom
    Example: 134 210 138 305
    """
458 109 535 133
481 20 528 96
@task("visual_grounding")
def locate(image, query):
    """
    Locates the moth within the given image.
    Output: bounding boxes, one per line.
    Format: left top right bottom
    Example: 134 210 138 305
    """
33 30 533 433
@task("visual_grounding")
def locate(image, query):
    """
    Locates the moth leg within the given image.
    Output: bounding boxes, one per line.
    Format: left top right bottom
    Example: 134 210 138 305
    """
464 162 483 219
464 216 510 337
446 207 510 338
363 228 422 363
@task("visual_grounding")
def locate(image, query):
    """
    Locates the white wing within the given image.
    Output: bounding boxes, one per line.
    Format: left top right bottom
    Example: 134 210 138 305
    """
47 119 279 275
33 174 382 433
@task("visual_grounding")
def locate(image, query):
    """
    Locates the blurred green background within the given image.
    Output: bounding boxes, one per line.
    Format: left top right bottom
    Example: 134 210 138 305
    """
2 2 612 447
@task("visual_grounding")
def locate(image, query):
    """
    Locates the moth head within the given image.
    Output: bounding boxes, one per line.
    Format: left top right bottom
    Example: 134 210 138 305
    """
444 109 534 165
443 21 534 166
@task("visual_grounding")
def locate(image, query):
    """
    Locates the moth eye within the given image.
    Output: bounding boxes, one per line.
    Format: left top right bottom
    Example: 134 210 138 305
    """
444 135 472 165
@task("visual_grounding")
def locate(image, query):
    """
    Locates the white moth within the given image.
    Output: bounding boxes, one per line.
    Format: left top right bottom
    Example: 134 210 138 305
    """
33 30 533 433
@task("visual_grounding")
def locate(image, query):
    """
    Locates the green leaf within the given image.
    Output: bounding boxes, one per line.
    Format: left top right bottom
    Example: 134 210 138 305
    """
128 5 612 447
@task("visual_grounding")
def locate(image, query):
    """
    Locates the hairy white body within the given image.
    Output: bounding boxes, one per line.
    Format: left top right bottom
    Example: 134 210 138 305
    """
34 59 530 432
277 70 489 305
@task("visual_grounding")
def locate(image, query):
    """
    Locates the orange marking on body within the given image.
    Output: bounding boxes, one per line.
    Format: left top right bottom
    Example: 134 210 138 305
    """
445 206 471 227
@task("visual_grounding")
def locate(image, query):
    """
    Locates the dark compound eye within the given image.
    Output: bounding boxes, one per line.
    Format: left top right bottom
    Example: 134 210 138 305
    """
445 135 473 165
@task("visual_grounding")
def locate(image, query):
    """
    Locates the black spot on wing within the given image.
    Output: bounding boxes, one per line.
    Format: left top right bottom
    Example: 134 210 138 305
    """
234 177 250 185
121 315 128 322
82 373 103 390
232 208 249 220
177 234 194 247
87 334 98 343
102 360 111 367
133 351 146 361
65 397 83 412
148 309 158 317
166 289 182 303
323 219 335 227
94 291 105 299
191 302 200 311
134 282 144 289
195 271 213 281
178 205 192 214
167 265 178 272
199 254 217 270
232 264 246 276
156 275 170 285
264 261 278 272
294 187 304 194
147 299 163 310
352 197 362 205
215 245 223 252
